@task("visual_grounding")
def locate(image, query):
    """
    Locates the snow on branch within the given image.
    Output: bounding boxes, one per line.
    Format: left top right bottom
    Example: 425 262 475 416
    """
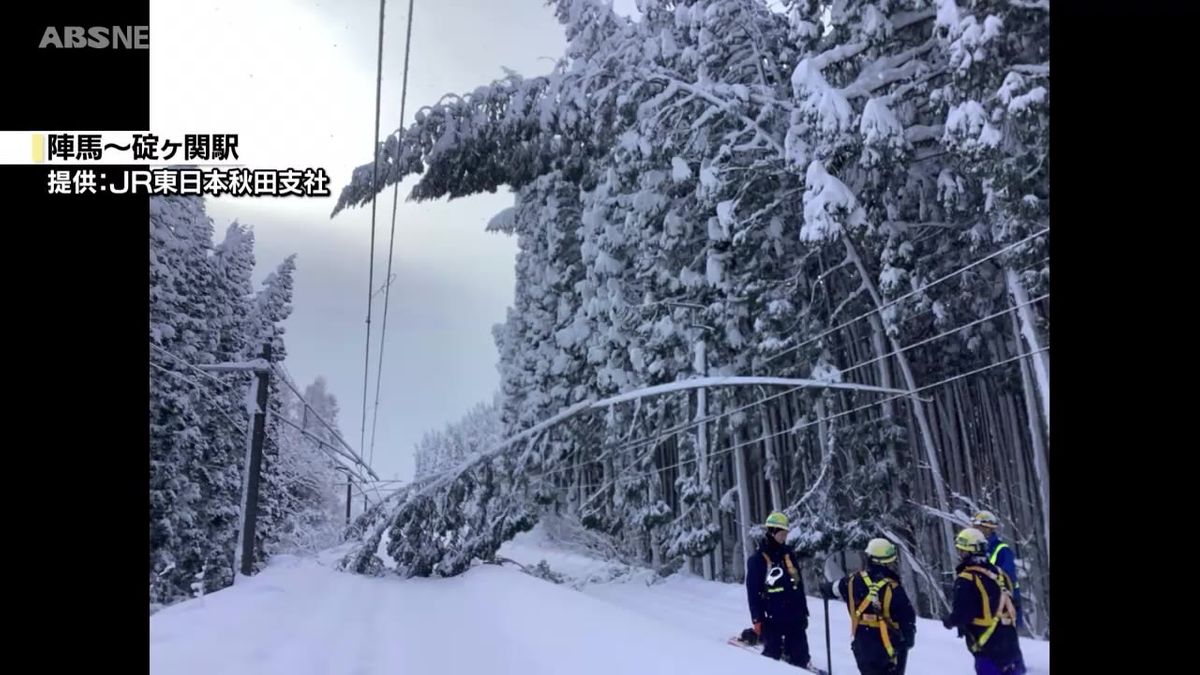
911 500 973 529
830 284 868 321
841 40 938 100
593 375 911 408
811 41 869 71
637 80 682 119
486 206 518 234
403 374 911 505
331 74 559 216
885 68 949 105
642 69 786 156
801 160 867 242
892 8 938 31
783 444 833 514
904 124 944 144
1011 63 1050 77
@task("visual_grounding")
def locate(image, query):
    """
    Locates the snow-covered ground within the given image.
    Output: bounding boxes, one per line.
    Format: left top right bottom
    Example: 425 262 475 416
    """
149 525 1050 674
499 523 1050 673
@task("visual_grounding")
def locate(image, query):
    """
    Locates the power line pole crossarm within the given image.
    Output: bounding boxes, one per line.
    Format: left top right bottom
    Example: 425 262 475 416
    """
196 359 270 374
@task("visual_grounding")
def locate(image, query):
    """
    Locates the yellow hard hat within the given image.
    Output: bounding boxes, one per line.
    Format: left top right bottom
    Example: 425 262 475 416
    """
764 511 789 530
955 528 988 554
864 538 898 564
971 511 1000 530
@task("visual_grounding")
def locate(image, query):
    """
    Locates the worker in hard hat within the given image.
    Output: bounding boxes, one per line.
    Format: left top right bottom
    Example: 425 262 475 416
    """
745 511 814 669
820 537 917 674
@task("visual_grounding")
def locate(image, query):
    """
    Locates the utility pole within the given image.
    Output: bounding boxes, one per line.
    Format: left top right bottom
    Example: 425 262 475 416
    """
238 343 272 578
200 347 375 580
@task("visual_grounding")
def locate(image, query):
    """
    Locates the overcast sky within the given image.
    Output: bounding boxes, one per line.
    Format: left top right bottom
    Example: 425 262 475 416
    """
150 0 640 488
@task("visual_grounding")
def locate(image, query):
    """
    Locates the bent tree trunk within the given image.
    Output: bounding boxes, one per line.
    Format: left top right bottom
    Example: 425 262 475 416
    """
844 236 955 563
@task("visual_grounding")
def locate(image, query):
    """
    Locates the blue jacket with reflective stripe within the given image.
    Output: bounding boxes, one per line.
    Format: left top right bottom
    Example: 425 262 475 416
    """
985 532 1021 625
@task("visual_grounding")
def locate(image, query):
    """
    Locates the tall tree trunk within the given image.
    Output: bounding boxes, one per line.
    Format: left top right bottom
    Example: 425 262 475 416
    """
1006 268 1049 432
753 443 768 524
572 451 581 515
868 315 904 499
763 404 783 510
998 388 1034 539
864 315 920 595
795 398 813 491
1007 394 1038 576
745 398 767 523
980 379 1003 490
732 417 755 573
931 391 957 494
693 341 714 581
845 236 956 561
780 394 803 493
1012 312 1050 563
646 420 665 568
954 381 979 498
602 453 613 521
722 429 737 580
712 477 726 581
815 395 832 491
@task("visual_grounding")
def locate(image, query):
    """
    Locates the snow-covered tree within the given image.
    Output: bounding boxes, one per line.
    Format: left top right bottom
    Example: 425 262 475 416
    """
195 221 258 592
263 376 346 556
150 195 219 606
150 197 345 608
414 399 503 480
343 446 537 579
332 0 1049 634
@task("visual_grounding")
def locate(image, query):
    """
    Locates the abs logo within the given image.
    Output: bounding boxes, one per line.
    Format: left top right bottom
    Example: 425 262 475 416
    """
39 26 149 50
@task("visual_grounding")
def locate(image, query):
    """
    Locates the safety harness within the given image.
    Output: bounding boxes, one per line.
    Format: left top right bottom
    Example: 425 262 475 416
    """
847 571 901 660
958 564 1017 654
761 551 801 594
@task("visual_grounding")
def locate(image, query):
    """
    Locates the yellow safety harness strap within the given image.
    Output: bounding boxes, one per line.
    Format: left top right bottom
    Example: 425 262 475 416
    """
847 572 900 660
783 553 800 586
959 566 1017 653
878 582 896 658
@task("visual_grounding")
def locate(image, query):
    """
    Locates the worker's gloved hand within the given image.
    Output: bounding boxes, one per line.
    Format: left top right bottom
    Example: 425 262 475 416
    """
819 581 835 599
941 614 955 630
